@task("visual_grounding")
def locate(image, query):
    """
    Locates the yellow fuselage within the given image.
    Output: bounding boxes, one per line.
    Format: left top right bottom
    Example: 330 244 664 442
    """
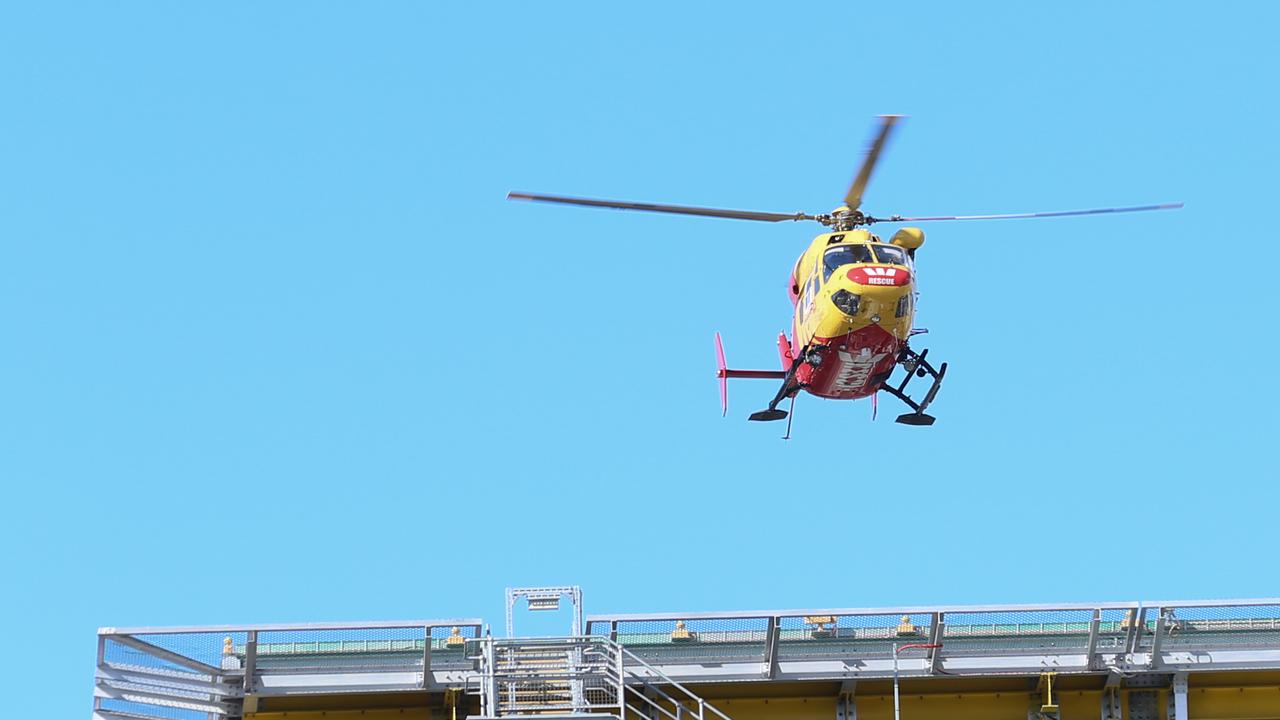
787 229 921 399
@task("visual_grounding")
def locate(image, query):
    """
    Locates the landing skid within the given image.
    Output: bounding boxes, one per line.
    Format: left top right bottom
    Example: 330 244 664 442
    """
748 348 807 423
880 346 947 426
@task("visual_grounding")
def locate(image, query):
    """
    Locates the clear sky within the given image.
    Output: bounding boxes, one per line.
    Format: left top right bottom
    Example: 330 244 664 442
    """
1 2 1277 716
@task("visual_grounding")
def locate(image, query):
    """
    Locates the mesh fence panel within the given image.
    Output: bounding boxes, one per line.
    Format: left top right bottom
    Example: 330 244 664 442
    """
778 612 934 661
614 617 770 663
941 609 1096 655
1096 608 1133 651
431 624 481 666
1133 609 1160 651
103 631 245 674
1156 604 1280 650
255 626 433 672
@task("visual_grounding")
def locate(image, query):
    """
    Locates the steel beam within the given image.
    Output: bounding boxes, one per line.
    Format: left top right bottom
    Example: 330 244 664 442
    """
94 683 230 715
1101 688 1122 720
1167 673 1188 720
836 679 857 720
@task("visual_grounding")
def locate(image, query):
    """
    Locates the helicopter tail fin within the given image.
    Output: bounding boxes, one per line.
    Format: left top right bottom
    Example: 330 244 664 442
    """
716 332 729 416
715 332 787 417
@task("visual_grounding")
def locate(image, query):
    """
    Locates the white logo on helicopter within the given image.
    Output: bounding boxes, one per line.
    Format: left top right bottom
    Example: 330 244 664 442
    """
861 267 900 285
832 347 890 391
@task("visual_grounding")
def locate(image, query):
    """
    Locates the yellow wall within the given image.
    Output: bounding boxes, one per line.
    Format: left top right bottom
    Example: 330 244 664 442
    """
707 687 1280 720
242 683 1280 720
1190 686 1280 720
248 711 430 720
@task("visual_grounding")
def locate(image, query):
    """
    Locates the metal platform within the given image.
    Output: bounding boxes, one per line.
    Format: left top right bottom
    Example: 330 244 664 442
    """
93 597 1280 720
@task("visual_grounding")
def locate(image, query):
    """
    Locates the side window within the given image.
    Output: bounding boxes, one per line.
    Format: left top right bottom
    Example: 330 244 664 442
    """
895 293 911 318
800 272 819 323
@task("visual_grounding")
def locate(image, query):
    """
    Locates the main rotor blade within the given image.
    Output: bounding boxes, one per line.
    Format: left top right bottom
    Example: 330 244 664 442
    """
508 192 816 223
874 202 1184 223
843 115 902 211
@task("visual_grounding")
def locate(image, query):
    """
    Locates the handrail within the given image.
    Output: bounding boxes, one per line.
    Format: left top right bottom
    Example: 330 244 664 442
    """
611 641 734 720
587 598 1280 623
474 636 737 720
98 619 483 636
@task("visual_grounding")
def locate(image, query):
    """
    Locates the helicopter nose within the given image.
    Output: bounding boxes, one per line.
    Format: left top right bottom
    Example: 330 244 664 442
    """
847 266 911 287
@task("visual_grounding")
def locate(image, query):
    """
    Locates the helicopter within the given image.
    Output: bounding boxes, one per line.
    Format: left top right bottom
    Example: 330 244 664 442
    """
509 116 1181 432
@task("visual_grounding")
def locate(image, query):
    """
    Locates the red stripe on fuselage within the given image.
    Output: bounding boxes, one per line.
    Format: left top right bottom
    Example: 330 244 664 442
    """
796 324 902 400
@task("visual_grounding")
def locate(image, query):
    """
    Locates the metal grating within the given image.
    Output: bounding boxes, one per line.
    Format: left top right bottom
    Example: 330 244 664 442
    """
103 631 242 674
254 626 430 672
1097 608 1131 651
1156 603 1280 651
777 612 934 660
941 608 1096 655
613 616 771 663
95 620 479 720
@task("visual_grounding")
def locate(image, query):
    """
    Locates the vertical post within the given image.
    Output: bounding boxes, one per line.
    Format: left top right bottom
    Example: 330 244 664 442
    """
421 626 434 690
617 640 626 720
1101 686 1122 720
837 679 858 720
1167 673 1188 720
927 613 944 674
1085 610 1101 670
1149 609 1167 668
893 643 901 720
572 587 584 637
242 631 257 696
763 616 780 679
571 639 586 712
485 638 497 717
1125 606 1148 656
506 588 516 638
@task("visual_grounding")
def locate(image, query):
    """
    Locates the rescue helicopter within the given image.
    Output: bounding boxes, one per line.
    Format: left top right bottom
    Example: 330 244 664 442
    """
509 116 1181 432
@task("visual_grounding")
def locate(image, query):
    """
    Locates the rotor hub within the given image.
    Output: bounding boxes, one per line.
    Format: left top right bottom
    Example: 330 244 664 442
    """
828 207 869 231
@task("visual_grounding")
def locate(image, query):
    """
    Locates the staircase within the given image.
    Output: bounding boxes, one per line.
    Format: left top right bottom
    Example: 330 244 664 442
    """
471 637 733 720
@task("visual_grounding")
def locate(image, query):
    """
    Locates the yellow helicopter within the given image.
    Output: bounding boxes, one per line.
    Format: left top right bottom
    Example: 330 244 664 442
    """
510 116 1181 432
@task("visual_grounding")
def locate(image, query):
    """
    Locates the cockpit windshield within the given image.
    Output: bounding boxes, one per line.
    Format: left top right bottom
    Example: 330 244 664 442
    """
823 245 874 280
871 244 909 266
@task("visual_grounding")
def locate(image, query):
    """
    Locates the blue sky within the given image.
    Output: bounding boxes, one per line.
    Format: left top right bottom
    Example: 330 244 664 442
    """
1 2 1277 715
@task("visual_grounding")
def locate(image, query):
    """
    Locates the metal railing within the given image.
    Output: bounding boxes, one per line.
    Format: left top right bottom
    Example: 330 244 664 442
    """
473 636 735 720
587 598 1280 679
94 619 482 720
92 598 1280 719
